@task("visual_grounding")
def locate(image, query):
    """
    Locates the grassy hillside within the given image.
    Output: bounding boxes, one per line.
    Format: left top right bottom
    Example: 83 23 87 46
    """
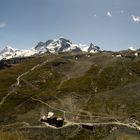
0 52 140 139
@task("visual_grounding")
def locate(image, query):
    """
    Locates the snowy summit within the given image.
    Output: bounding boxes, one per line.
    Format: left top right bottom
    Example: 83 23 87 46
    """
0 38 101 60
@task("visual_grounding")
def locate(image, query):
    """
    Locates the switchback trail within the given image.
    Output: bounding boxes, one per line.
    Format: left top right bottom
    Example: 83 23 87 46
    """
31 97 123 120
19 119 140 133
30 97 140 132
1 55 140 135
0 57 56 107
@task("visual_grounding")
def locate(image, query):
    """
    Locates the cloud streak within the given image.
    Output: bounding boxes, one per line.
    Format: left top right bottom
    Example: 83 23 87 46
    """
107 11 112 17
120 10 124 14
94 14 97 17
131 15 140 22
0 21 7 28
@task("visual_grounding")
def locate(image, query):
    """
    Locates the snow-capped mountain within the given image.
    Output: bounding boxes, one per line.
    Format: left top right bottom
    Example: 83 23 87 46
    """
88 43 101 53
35 38 80 53
0 38 101 60
0 46 16 60
35 38 101 53
0 46 37 60
0 46 15 54
128 47 136 51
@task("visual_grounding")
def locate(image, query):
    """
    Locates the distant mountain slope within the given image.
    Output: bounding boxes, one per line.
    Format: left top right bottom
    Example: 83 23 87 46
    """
0 46 37 60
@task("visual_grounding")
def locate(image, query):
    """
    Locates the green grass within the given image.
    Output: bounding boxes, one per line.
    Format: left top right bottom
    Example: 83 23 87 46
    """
0 131 27 140
0 52 140 139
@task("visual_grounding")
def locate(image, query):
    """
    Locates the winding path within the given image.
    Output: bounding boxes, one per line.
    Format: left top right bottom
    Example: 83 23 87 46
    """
31 97 123 120
0 60 49 107
0 55 140 134
29 97 140 132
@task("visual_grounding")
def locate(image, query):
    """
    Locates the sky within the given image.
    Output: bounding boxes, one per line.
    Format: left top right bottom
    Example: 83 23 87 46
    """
0 0 140 51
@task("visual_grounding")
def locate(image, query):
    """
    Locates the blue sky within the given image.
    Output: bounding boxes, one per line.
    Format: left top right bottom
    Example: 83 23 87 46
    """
0 0 140 51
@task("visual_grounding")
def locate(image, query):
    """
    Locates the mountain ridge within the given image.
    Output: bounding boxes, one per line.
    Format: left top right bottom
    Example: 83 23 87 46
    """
0 38 101 60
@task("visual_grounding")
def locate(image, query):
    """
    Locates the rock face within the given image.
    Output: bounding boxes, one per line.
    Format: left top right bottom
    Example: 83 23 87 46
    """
88 43 101 53
34 40 53 53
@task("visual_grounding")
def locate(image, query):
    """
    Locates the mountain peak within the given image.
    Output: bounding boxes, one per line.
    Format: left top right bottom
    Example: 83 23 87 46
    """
35 38 73 53
88 43 101 53
4 45 15 51
128 47 136 51
0 46 15 54
34 38 100 54
58 37 71 43
0 38 101 60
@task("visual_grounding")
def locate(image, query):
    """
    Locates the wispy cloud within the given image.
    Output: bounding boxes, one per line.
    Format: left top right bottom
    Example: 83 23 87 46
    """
94 14 97 17
0 21 7 28
131 15 140 22
120 10 124 14
107 11 112 17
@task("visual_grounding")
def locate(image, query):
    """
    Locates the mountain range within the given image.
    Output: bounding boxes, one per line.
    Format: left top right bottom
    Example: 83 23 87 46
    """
0 38 140 140
0 38 101 60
